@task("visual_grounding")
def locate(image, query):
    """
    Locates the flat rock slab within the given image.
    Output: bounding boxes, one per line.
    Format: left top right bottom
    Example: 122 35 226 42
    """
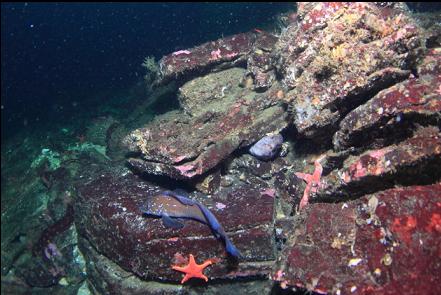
274 2 424 140
318 127 441 200
75 172 276 282
274 183 441 294
124 72 288 179
158 32 256 85
178 68 246 116
333 48 441 150
80 235 273 295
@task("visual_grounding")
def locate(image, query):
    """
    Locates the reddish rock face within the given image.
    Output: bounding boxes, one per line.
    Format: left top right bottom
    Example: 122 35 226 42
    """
158 29 284 93
319 127 441 201
75 172 276 282
274 184 441 295
158 33 256 86
274 2 425 141
334 48 441 150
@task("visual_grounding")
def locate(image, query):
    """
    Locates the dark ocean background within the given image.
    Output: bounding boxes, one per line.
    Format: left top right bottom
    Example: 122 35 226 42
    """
1 3 296 141
1 2 439 140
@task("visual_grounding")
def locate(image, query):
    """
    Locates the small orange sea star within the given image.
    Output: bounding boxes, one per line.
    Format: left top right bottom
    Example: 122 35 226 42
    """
295 154 325 210
171 254 215 284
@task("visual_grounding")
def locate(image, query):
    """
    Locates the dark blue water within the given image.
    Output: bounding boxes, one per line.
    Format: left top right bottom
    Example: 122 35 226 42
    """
1 3 294 140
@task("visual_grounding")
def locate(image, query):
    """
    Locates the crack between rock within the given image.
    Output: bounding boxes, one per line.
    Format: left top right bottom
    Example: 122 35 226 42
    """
142 224 270 245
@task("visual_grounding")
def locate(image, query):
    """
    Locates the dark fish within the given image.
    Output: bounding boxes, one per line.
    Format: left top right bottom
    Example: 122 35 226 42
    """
140 190 242 259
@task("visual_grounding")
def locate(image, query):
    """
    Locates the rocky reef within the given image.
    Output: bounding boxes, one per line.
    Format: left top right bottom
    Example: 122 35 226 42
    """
2 2 440 295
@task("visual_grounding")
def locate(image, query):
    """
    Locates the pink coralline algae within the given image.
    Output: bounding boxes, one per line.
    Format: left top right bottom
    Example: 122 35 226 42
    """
224 52 238 59
210 49 222 60
260 188 276 198
295 155 325 210
345 147 392 181
215 202 227 210
172 50 191 56
174 163 201 178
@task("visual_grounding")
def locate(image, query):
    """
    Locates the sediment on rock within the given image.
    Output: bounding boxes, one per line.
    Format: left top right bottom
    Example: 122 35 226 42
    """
274 2 425 142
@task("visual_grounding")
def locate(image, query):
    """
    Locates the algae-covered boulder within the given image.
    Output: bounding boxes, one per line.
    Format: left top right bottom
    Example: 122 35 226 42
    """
274 2 425 141
124 68 288 180
274 183 441 295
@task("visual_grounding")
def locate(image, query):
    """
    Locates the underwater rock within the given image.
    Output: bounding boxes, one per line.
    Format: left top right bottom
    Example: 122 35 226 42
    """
194 169 222 195
413 12 441 48
75 172 277 282
244 31 279 91
249 133 284 161
158 32 255 86
124 69 288 180
158 30 283 90
178 67 245 116
32 204 75 258
274 183 441 295
333 48 441 151
80 235 273 295
1 175 51 276
318 126 441 201
85 116 119 147
227 154 273 179
79 238 183 295
274 2 425 141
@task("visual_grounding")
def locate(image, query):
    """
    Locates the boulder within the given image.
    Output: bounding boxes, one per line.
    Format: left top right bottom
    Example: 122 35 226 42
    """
158 33 256 86
333 48 441 150
75 172 277 282
245 31 279 91
274 183 441 294
124 69 288 180
319 126 441 201
274 2 425 141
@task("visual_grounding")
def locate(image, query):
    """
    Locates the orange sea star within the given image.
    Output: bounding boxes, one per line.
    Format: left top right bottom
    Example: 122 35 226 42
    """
172 254 215 284
295 154 325 210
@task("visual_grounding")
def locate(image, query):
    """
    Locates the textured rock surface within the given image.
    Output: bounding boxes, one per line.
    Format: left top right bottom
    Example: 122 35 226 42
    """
75 172 277 282
333 48 441 150
158 33 256 86
318 126 441 201
274 2 425 141
124 68 288 180
80 235 274 295
245 31 279 91
79 237 183 295
178 68 246 116
413 12 441 48
274 184 441 295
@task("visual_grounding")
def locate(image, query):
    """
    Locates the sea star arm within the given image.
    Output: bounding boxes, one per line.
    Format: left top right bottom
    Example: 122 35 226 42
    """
299 184 312 210
294 172 313 182
296 155 325 210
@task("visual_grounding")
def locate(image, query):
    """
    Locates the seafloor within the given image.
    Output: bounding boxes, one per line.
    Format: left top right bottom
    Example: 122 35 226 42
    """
1 3 440 295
